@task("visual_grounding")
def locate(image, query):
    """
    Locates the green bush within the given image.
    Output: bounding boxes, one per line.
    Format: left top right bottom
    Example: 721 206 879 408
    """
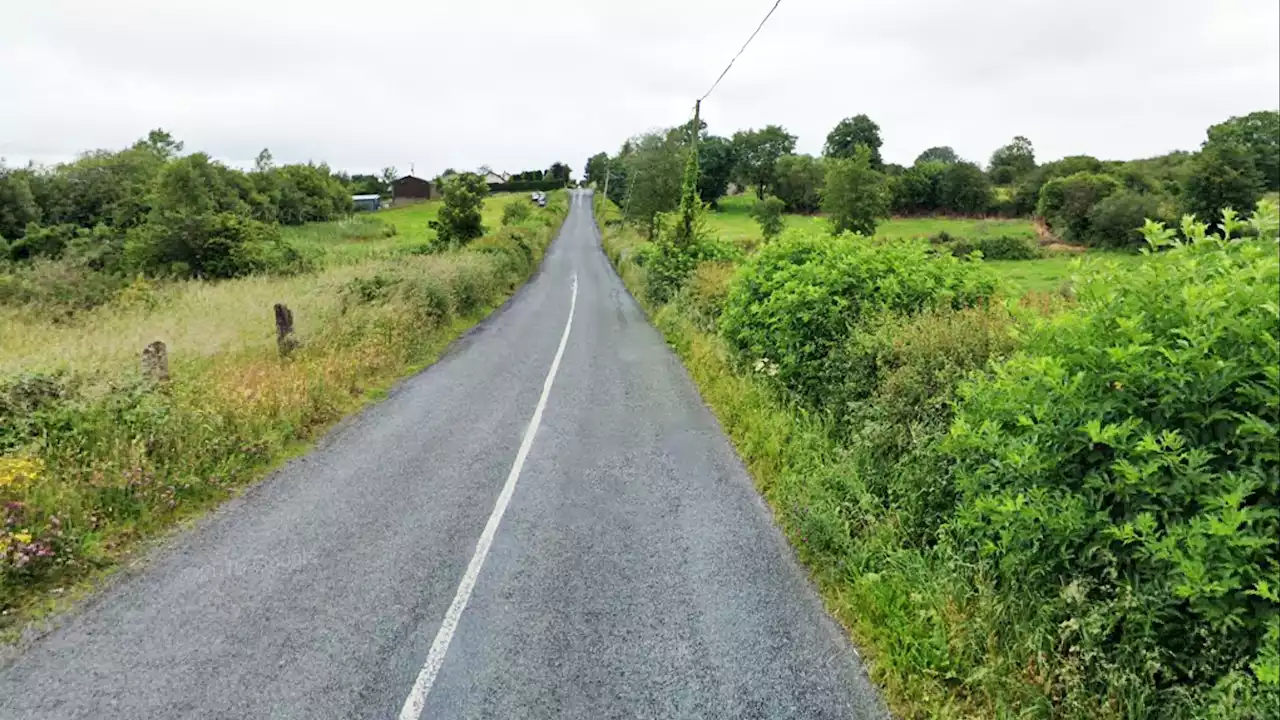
823 147 890 236
0 256 128 313
1085 190 1168 249
946 234 1042 259
124 211 302 279
430 172 488 247
720 232 996 407
501 198 532 226
941 210 1280 713
844 305 1020 544
750 196 786 241
678 261 736 332
1037 171 1122 243
772 154 824 213
938 161 993 215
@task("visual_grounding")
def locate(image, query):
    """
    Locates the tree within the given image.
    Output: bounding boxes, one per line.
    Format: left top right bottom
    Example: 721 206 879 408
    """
0 169 40 239
380 166 398 188
823 146 890 236
1013 155 1104 216
731 125 797 199
915 146 959 165
1206 110 1280 191
889 161 947 214
621 131 686 237
751 196 786 240
254 148 274 174
1036 171 1122 242
1085 190 1166 249
988 136 1036 184
135 128 184 160
584 152 610 187
772 154 824 213
547 162 572 186
938 161 993 215
823 114 883 167
432 172 489 246
1182 139 1265 225
697 136 736 204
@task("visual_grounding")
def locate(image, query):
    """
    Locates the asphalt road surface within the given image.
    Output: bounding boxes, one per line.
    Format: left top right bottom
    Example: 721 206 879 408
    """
0 191 886 720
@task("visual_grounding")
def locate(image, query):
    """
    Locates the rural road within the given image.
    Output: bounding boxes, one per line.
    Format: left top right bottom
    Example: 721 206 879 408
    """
0 191 886 719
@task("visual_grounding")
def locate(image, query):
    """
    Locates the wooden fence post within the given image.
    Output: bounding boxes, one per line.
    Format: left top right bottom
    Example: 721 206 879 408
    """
274 303 298 357
141 341 170 384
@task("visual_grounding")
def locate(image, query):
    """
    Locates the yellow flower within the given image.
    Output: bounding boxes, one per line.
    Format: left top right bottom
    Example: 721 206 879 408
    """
13 532 32 545
0 456 43 488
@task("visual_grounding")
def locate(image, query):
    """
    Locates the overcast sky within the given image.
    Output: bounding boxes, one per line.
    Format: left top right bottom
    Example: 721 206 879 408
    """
2 0 1277 178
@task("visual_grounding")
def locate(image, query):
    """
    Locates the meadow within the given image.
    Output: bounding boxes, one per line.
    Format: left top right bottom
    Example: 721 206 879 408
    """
0 191 566 632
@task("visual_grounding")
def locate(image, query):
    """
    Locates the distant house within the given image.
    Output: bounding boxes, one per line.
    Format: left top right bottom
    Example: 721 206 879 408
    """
352 194 382 212
481 170 509 187
391 175 437 205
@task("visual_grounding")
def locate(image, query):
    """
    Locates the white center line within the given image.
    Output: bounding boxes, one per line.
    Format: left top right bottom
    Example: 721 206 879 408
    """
398 273 579 720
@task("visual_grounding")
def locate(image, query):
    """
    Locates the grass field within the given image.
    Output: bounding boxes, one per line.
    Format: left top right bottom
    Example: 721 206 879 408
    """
283 192 528 266
986 251 1145 294
707 194 1039 246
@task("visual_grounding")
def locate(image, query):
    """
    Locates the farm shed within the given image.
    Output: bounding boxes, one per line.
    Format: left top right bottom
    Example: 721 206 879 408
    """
351 194 382 212
391 175 437 204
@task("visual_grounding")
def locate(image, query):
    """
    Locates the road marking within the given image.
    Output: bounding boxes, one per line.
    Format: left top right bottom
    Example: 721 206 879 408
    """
398 274 579 720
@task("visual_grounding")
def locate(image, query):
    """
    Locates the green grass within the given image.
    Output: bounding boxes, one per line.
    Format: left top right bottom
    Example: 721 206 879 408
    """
708 194 1038 247
282 192 538 266
987 251 1146 295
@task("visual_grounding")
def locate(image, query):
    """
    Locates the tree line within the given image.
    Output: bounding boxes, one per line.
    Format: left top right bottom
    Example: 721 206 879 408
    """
586 109 1279 246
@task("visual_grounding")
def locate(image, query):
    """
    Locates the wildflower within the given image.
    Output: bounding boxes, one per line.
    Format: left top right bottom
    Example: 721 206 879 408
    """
0 456 43 488
13 532 32 545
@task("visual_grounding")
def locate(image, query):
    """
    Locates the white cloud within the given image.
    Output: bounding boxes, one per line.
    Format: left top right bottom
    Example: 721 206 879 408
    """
2 0 1277 176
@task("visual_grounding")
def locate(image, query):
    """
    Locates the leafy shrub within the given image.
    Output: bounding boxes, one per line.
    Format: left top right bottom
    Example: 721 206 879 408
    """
124 211 302 279
1183 139 1264 227
942 209 1280 713
720 232 996 407
772 154 824 213
0 256 127 313
937 161 992 215
947 234 1042 259
679 261 736 331
1085 190 1167 249
501 198 532 226
430 172 488 247
843 306 1020 544
823 147 890 236
751 196 786 241
1037 171 1121 243
889 161 946 214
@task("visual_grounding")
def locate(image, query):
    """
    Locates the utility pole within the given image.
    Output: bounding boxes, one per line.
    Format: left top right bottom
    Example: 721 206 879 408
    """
676 99 702 244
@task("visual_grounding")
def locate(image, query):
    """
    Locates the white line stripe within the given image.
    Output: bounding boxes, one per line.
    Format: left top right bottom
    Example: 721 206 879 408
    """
398 273 579 720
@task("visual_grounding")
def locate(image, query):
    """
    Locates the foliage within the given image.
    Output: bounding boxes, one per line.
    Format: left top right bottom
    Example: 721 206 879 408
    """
1085 190 1168 249
1013 155 1105 216
751 196 786 241
584 152 610 187
914 146 959 165
889 161 947 214
1207 110 1280 191
1183 139 1264 226
772 154 824 213
823 114 884 167
731 125 797 199
988 135 1037 184
697 135 737 204
943 209 1280 714
546 162 572 186
501 198 532 226
938 161 993 215
620 130 686 236
0 170 40 240
719 230 996 407
822 147 890 237
944 233 1042 260
431 172 489 247
1037 171 1122 243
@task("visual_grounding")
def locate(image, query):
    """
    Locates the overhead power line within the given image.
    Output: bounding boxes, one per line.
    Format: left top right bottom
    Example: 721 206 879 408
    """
698 0 785 103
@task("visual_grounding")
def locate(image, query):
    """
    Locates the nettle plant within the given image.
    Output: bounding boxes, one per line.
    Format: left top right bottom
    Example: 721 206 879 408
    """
943 201 1279 712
